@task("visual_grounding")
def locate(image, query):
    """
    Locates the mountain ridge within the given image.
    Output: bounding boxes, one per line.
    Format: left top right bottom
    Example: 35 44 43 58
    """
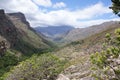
63 21 120 43
0 9 54 55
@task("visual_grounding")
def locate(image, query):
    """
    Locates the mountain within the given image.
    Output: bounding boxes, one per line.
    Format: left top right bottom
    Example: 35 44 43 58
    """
63 21 120 43
0 9 54 55
34 26 74 41
4 19 120 80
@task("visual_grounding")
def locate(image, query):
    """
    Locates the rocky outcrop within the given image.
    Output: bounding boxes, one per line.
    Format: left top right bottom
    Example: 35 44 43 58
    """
56 74 70 80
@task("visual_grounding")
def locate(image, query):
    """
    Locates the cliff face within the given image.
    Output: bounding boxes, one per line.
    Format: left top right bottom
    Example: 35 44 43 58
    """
0 10 52 55
0 9 19 47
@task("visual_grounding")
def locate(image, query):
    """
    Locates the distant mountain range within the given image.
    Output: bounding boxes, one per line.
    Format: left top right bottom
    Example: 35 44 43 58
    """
34 21 120 44
34 26 74 41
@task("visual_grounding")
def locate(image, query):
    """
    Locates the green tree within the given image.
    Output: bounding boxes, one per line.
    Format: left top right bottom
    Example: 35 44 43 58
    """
91 29 120 80
110 0 120 17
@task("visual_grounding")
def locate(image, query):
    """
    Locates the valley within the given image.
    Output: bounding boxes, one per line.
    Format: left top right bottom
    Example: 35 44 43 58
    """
0 0 120 80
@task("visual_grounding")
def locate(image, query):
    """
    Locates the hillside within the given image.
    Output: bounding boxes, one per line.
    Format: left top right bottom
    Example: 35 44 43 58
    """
55 23 120 80
0 9 54 55
63 21 120 43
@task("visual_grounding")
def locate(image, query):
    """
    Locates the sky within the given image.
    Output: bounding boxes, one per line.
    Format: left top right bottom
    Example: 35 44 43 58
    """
0 0 119 28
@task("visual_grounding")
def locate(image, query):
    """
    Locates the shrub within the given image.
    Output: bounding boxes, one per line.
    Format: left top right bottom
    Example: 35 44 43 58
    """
3 53 66 80
0 50 20 77
90 28 120 80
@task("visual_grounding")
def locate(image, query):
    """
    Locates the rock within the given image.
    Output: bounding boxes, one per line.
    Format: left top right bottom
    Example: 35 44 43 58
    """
56 74 70 80
80 77 95 80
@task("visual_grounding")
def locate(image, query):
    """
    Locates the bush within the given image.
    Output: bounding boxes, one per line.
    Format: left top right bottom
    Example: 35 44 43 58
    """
90 28 120 80
0 50 20 77
3 53 67 80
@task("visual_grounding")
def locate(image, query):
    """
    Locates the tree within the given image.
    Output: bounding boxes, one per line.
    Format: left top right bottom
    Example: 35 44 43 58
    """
91 29 120 80
110 0 120 17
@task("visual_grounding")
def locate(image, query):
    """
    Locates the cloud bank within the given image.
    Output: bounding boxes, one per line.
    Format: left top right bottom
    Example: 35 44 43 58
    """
0 0 119 28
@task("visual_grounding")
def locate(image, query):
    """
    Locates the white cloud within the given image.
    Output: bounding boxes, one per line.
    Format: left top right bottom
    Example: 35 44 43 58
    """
31 2 113 27
74 18 120 28
32 0 52 7
70 2 111 20
53 2 66 8
0 0 39 13
0 0 119 28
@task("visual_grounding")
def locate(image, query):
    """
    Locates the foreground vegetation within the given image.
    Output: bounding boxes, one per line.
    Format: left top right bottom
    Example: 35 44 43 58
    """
91 28 120 80
1 53 67 80
0 50 26 78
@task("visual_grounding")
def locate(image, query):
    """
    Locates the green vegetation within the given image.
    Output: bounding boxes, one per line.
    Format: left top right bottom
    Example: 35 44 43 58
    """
90 28 120 80
2 53 67 80
110 0 120 16
71 40 84 45
0 50 24 78
12 38 56 56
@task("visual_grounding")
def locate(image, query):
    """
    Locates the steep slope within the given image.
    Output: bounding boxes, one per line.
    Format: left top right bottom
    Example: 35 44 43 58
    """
0 10 19 48
34 26 74 41
63 21 120 43
0 9 53 55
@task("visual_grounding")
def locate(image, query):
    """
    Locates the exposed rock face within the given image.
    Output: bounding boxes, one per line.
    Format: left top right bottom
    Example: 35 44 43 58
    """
0 9 19 48
8 12 30 28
